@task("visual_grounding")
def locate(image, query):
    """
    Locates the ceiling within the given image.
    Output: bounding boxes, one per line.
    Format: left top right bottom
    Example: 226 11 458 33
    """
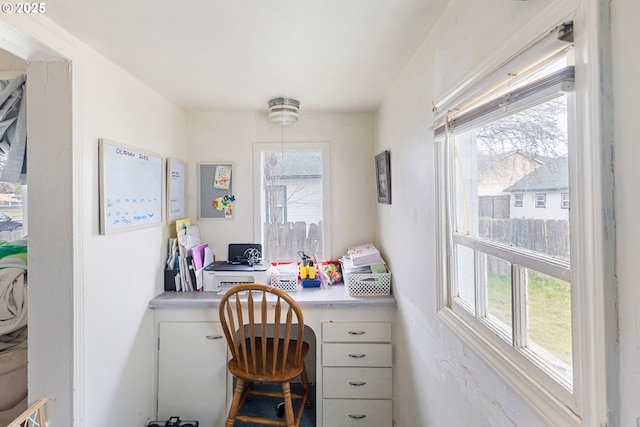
41 0 450 113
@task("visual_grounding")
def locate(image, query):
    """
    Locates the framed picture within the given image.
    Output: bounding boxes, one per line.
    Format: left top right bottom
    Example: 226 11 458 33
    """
375 150 391 204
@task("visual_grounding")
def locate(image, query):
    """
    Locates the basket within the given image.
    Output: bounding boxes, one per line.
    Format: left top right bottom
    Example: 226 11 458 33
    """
271 275 298 292
343 270 392 296
269 263 299 292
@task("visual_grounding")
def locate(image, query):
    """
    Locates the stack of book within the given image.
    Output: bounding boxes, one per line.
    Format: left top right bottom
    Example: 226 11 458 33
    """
345 242 382 266
340 243 391 296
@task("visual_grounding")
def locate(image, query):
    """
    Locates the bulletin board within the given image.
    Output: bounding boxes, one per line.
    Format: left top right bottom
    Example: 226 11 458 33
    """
99 139 164 234
198 162 234 219
167 158 187 223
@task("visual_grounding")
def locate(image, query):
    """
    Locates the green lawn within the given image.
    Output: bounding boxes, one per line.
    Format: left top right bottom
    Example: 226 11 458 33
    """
488 273 572 365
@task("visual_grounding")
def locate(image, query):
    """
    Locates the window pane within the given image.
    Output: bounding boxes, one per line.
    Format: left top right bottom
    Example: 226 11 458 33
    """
259 150 325 262
454 95 570 261
526 269 572 380
0 181 25 240
454 244 475 314
485 255 512 340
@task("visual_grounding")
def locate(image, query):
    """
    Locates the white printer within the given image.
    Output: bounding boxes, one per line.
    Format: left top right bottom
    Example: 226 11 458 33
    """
202 243 271 292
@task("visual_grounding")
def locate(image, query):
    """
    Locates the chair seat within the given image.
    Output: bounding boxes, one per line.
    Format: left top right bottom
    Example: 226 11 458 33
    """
228 338 309 383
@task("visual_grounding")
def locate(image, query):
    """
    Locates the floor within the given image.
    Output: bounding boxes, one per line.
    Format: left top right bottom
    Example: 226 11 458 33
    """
233 383 316 427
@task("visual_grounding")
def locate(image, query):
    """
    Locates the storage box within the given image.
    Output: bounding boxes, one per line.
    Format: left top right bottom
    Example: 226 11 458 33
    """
270 263 298 292
343 270 392 296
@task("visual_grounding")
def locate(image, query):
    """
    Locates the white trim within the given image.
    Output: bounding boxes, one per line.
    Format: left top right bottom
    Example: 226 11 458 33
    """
1 15 86 426
570 0 615 425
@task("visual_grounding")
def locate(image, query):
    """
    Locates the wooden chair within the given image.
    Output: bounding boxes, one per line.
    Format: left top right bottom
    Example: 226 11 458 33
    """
219 283 311 427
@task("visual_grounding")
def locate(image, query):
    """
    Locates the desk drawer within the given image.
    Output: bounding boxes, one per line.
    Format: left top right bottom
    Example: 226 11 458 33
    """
322 399 392 427
323 343 392 367
322 322 391 342
323 367 392 399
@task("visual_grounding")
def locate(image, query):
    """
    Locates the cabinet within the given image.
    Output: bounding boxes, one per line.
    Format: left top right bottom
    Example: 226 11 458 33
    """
150 287 397 427
322 322 393 426
157 322 227 427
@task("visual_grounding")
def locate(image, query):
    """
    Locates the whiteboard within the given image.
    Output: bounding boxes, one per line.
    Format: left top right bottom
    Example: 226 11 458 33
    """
167 159 187 223
99 139 164 234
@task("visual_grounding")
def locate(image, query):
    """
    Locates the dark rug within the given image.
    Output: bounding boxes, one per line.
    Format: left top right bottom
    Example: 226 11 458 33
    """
233 383 316 427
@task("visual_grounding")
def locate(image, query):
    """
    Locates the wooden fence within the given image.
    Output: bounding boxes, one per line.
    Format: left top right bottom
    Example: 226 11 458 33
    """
479 217 569 275
263 221 324 261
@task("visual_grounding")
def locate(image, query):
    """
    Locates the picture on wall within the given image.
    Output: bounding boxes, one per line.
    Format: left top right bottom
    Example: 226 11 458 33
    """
375 150 391 204
198 162 236 219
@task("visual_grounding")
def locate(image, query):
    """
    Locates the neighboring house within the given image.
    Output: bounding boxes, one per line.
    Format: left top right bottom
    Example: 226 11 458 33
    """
504 160 569 221
478 150 542 218
264 151 323 224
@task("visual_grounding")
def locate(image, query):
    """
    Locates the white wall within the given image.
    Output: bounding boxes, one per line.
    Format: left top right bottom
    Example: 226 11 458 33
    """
375 0 589 426
0 15 186 427
186 111 376 260
611 0 640 425
78 50 186 426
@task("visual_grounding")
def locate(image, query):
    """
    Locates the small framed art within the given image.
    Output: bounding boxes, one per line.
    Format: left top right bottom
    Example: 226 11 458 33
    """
375 150 391 204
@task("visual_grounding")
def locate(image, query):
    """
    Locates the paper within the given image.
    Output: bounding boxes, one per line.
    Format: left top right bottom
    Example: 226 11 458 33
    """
190 243 208 271
204 247 215 267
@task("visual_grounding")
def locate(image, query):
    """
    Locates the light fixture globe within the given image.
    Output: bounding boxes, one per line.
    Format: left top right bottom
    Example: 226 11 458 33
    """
268 97 300 125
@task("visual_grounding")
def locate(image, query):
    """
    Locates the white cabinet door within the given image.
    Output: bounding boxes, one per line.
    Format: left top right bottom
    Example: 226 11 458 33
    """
158 322 227 427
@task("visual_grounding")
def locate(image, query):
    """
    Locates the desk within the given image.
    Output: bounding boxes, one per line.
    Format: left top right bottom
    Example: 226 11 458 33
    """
150 285 396 426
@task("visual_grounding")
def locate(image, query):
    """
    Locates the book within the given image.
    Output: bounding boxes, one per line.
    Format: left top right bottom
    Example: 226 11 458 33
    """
346 243 383 267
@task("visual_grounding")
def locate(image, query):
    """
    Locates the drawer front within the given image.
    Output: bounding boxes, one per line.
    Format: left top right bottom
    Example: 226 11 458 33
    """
322 322 391 342
323 367 392 399
322 399 392 427
323 343 392 367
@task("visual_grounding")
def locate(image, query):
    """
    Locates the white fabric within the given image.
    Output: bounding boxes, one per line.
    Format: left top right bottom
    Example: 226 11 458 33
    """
0 267 27 335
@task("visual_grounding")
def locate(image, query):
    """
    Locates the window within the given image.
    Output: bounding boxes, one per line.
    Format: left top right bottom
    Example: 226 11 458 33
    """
253 142 330 262
0 180 25 238
432 18 597 425
535 193 547 208
514 193 523 207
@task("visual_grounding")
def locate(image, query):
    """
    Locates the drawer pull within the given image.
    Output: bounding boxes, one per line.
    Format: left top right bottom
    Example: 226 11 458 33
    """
348 414 367 419
348 353 366 358
348 330 366 335
206 335 223 340
348 381 367 387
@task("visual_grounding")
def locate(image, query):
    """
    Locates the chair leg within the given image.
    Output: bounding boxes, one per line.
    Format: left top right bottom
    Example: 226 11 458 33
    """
226 378 246 427
301 363 312 408
281 382 295 427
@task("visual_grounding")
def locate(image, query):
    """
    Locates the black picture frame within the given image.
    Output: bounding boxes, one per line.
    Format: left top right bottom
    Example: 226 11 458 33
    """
375 150 391 204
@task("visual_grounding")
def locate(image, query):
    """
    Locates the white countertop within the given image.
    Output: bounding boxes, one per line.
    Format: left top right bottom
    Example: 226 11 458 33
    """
149 284 396 309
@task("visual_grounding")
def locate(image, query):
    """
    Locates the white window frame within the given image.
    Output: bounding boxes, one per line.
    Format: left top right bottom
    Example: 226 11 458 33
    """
535 193 547 208
252 142 331 261
432 2 613 426
561 192 570 209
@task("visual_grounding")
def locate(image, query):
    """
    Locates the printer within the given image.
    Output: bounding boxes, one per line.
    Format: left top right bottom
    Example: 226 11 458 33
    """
202 243 271 291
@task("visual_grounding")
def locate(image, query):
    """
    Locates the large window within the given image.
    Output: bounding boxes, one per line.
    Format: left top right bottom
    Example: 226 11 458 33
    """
432 18 599 425
253 142 330 262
